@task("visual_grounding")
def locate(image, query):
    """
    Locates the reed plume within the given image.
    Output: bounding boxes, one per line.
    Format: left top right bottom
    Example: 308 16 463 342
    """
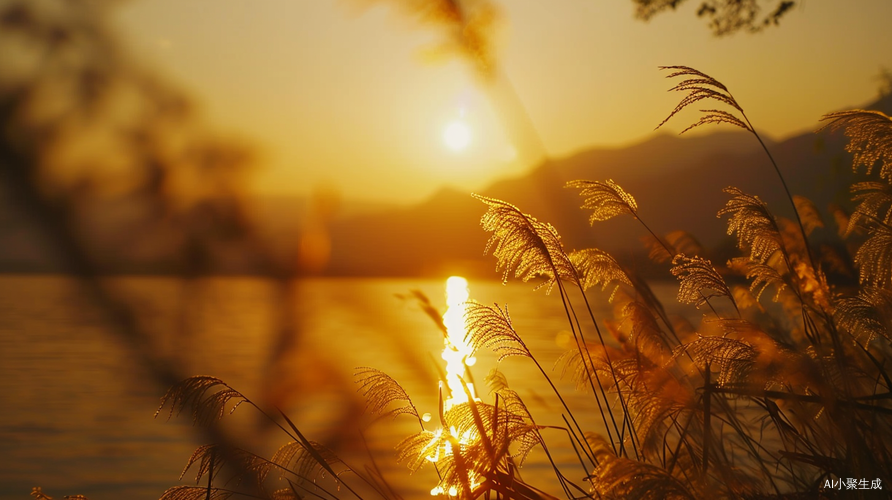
661 66 818 274
473 194 575 292
670 254 734 310
568 248 632 298
718 187 786 265
463 301 531 360
354 367 421 420
656 65 751 134
819 110 892 181
155 376 249 427
835 288 892 344
565 179 639 223
728 257 787 301
854 222 892 288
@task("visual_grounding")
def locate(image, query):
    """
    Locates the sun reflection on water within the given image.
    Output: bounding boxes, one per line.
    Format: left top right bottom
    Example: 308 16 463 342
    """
427 276 483 496
441 276 477 408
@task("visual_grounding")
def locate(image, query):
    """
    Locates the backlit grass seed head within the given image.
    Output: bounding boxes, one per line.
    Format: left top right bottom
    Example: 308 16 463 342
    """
836 287 892 344
718 187 785 264
819 109 892 181
463 301 531 361
566 179 638 223
848 181 892 236
684 335 757 387
354 367 420 419
855 222 892 288
154 376 248 427
569 248 632 299
656 65 752 134
474 194 575 292
728 257 787 302
270 440 343 484
670 254 733 308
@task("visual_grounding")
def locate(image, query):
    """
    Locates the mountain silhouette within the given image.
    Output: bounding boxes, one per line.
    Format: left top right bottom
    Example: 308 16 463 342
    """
323 128 855 277
2 92 889 277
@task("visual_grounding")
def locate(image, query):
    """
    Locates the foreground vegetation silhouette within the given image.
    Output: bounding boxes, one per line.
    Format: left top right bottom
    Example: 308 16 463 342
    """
148 67 892 500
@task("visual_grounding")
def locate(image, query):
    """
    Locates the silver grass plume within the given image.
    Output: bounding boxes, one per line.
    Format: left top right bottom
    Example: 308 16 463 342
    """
683 335 757 387
836 287 892 343
155 376 249 427
179 444 227 483
269 440 344 484
728 257 787 301
483 368 546 464
178 444 279 487
566 179 639 223
396 430 441 473
366 0 500 79
848 181 892 235
30 489 53 500
670 254 733 309
656 65 752 134
484 367 510 394
819 109 892 181
621 300 671 361
463 301 532 360
354 367 420 419
854 222 892 288
718 187 785 265
474 194 575 292
569 248 632 300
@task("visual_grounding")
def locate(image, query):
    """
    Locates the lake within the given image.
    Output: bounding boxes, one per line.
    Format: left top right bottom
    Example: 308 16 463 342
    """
0 275 686 500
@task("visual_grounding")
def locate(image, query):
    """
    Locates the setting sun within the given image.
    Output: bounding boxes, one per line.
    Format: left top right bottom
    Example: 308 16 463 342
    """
443 120 471 151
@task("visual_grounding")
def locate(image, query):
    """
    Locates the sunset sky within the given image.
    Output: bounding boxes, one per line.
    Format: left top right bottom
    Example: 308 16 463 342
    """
114 0 892 205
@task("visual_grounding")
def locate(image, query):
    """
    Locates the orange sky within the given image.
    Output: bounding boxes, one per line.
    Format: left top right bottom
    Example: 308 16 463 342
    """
114 0 892 204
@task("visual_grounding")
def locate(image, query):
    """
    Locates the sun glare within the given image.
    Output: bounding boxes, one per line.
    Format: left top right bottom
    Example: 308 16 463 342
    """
443 121 471 151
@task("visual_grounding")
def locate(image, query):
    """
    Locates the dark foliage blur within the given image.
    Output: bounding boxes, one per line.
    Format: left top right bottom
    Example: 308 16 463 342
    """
0 2 356 497
631 0 797 36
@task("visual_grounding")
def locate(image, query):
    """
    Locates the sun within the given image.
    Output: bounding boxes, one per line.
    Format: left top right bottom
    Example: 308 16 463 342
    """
443 120 471 152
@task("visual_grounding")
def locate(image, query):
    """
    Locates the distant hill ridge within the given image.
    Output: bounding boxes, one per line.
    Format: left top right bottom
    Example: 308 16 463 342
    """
324 131 840 277
324 92 892 277
2 93 890 276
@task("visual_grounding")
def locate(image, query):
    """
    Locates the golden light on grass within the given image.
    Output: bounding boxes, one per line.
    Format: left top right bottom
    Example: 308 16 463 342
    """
443 121 472 152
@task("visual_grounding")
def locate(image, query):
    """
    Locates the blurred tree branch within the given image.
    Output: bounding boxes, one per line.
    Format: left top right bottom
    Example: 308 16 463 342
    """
631 0 797 36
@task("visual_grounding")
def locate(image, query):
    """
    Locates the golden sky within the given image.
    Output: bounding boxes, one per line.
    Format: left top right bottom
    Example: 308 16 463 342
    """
114 0 892 204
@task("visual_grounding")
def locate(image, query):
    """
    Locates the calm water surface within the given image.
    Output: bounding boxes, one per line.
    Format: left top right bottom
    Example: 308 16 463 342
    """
0 275 684 499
